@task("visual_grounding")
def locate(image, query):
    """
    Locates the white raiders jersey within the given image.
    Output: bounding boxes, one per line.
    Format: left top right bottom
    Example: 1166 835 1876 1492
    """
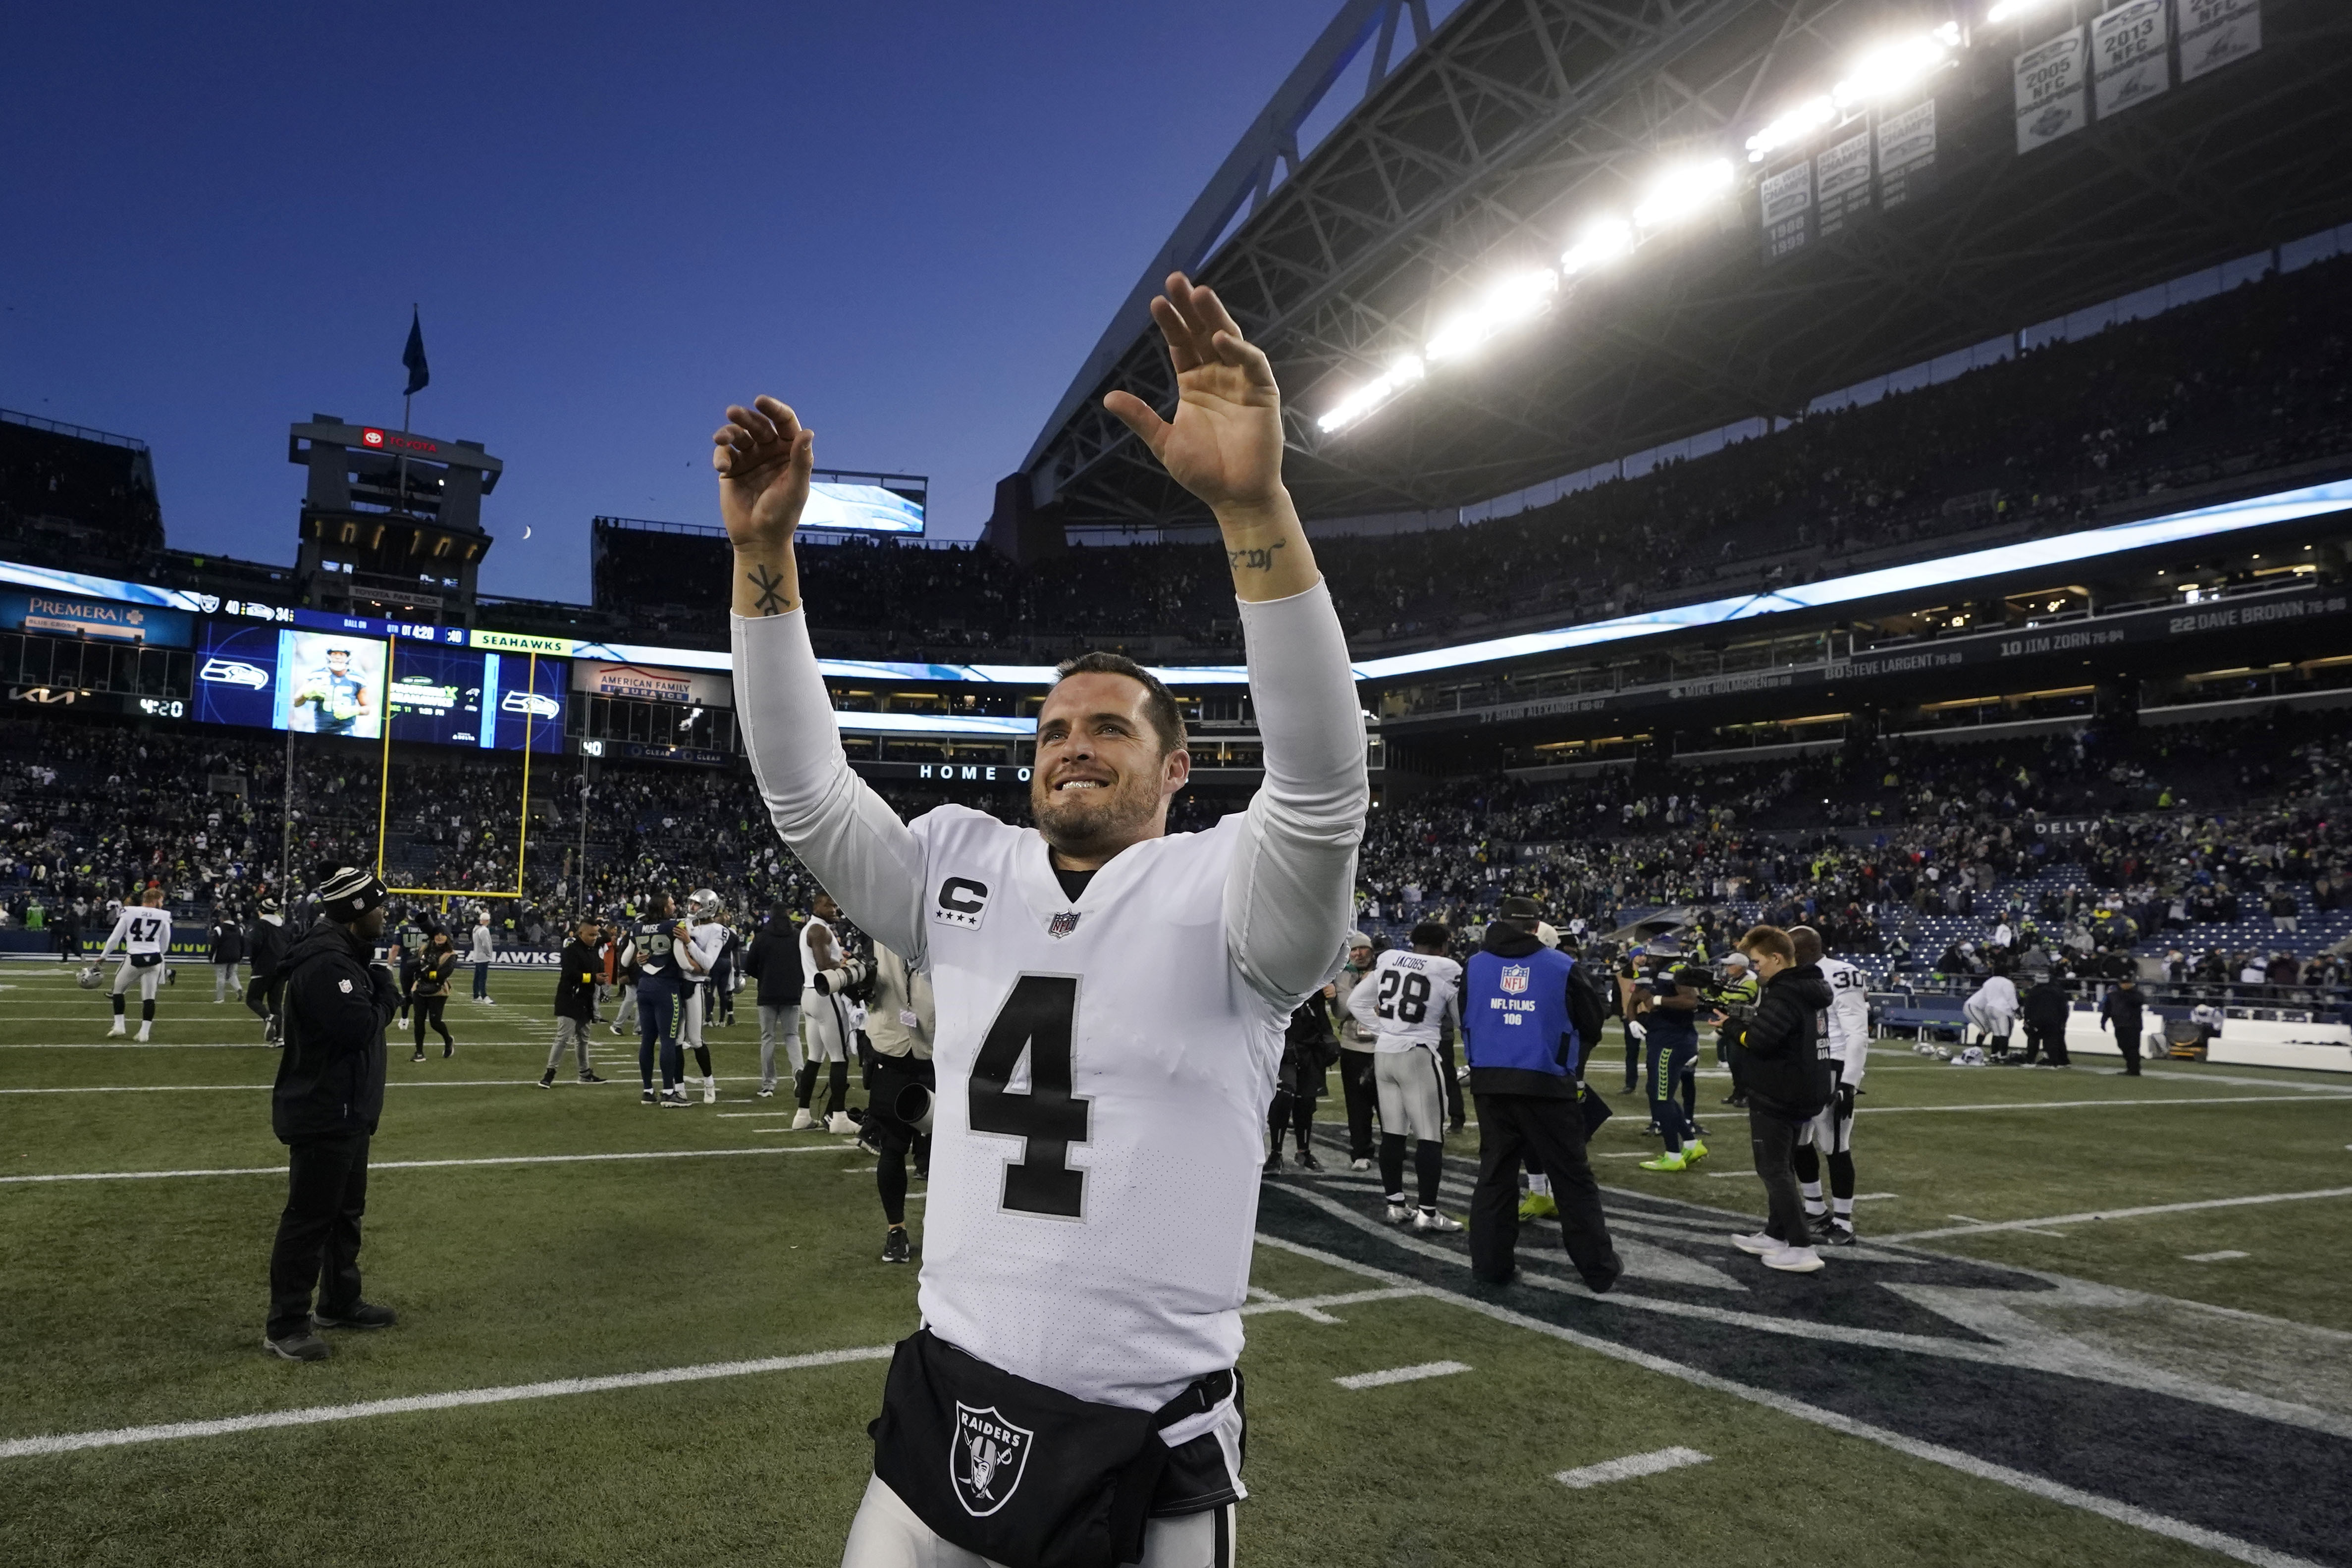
1817 954 1870 1086
102 906 172 961
1345 948 1461 1052
685 920 728 986
800 914 838 981
910 808 1290 1411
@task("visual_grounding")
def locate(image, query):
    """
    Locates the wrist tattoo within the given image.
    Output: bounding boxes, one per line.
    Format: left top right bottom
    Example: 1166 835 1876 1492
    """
1227 540 1286 573
746 563 794 616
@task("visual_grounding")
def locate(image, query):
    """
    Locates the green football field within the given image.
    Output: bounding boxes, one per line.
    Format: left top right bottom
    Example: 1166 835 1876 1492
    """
3 962 2350 1568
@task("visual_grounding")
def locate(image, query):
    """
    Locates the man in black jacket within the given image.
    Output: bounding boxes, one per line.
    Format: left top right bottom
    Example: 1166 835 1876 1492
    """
264 865 402 1361
741 904 804 1099
1723 924 1835 1275
2022 975 2072 1067
244 897 292 1043
2100 974 2146 1077
541 915 608 1088
209 904 245 1003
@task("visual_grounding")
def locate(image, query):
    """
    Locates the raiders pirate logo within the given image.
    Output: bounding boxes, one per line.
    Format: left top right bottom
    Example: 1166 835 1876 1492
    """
932 877 990 931
1499 964 1530 995
950 1403 1033 1516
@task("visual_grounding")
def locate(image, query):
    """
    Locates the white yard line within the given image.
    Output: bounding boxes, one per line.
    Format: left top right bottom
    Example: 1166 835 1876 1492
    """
1861 1095 2352 1114
0 1344 894 1461
1252 1231 2326 1568
0 1078 765 1096
1885 1187 2352 1242
0 1146 852 1185
1555 1446 1711 1488
2185 1251 2250 1263
1335 1360 1470 1391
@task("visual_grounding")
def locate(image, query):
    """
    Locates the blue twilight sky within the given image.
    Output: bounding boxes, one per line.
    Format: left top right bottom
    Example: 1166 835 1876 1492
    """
0 2 1354 601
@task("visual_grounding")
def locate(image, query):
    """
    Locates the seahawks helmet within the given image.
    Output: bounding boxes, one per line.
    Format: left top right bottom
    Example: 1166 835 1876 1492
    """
75 964 103 991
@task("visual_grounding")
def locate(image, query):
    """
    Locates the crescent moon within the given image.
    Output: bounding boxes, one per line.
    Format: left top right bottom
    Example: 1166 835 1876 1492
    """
522 526 533 539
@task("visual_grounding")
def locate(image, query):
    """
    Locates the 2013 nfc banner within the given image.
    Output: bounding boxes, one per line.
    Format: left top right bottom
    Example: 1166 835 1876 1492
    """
2092 0 2170 117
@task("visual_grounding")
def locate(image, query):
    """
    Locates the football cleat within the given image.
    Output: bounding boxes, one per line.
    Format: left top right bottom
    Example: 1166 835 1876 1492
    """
1384 1201 1414 1225
1413 1209 1463 1234
1682 1138 1708 1165
537 1072 556 1090
1732 1231 1781 1256
755 1087 775 1098
703 1077 718 1105
790 1107 814 1130
1815 1222 1857 1247
136 1022 151 1042
827 1112 857 1135
659 1089 692 1108
107 1020 126 1038
881 1228 911 1265
1517 1192 1558 1221
1294 1149 1323 1172
1764 1246 1825 1273
641 1088 658 1105
1638 1150 1688 1172
1349 1157 1371 1172
579 1072 606 1084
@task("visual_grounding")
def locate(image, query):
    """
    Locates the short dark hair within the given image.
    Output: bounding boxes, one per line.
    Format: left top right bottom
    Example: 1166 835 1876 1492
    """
1788 925 1824 965
1410 920 1450 950
1739 924 1796 965
1050 652 1187 757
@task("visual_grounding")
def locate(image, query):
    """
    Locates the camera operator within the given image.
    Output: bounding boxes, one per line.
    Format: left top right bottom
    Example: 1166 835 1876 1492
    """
1723 924 1835 1275
853 941 932 1266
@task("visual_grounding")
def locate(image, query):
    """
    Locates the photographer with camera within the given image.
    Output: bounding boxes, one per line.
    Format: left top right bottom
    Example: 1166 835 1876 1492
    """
854 940 932 1266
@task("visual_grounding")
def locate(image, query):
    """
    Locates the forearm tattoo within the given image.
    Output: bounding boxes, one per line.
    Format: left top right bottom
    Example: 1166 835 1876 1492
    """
746 562 794 616
1227 539 1287 573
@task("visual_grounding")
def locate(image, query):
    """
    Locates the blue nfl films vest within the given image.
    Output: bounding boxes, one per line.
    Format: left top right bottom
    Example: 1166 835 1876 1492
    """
1464 946 1581 1079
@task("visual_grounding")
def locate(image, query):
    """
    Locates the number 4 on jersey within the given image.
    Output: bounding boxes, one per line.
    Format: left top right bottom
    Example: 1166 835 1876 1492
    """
968 974 1090 1218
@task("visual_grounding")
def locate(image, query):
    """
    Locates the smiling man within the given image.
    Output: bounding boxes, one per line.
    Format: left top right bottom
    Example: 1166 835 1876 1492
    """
719 273 1367 1568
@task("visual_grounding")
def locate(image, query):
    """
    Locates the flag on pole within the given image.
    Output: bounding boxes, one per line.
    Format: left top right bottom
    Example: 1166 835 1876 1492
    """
402 308 430 397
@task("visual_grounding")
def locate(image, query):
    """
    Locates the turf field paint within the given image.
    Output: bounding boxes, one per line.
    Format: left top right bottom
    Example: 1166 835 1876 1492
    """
0 1145 855 1184
2185 1251 2252 1262
0 1345 896 1461
1887 1187 2352 1242
1554 1446 1711 1488
1253 1229 2333 1568
1862 1095 2352 1114
1334 1360 1471 1390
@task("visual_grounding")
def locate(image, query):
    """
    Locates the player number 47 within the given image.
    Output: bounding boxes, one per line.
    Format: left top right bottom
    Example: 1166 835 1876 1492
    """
968 974 1091 1218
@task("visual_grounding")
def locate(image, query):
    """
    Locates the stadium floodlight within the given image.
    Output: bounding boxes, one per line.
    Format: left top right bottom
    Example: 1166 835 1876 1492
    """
1984 0 2051 22
1833 25 1960 108
1424 270 1560 363
1631 159 1734 230
1560 216 1635 276
1745 96 1836 163
1317 355 1427 433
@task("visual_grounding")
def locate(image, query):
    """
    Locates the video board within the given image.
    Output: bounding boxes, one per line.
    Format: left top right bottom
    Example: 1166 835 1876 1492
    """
194 620 562 750
386 641 566 753
194 622 389 736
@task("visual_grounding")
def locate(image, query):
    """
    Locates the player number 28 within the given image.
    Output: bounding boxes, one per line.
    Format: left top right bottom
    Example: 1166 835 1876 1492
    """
1375 968 1431 1024
968 974 1091 1219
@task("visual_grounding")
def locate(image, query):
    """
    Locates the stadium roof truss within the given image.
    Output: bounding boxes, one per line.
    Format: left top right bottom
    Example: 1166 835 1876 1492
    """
1024 0 2352 530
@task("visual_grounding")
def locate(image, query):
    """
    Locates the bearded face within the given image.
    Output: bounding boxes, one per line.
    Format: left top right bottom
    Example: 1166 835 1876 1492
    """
1029 672 1187 864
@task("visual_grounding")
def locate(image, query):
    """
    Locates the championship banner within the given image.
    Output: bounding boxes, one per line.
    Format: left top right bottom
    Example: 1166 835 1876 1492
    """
2178 0 2259 83
1875 98 1937 212
1814 127 1873 237
2092 0 2170 118
1760 156 1814 264
2015 29 2090 153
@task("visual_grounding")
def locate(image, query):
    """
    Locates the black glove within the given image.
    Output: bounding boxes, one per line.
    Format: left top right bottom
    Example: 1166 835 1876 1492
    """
1832 1077 1857 1115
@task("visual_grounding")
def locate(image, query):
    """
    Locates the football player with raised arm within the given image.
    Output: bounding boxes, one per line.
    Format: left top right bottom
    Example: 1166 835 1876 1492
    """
1789 925 1868 1244
718 272 1366 1568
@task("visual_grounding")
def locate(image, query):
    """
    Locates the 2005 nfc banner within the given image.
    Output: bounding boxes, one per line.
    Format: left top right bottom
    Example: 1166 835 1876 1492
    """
2092 0 2170 117
2015 29 2089 152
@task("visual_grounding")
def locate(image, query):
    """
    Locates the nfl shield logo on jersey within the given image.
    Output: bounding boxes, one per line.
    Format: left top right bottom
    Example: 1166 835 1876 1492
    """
1046 910 1083 940
951 1403 1034 1516
1499 964 1530 994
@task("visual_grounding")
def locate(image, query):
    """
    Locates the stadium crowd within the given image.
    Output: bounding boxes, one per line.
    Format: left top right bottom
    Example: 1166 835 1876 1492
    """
3 703 2345 1010
666 253 2352 662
